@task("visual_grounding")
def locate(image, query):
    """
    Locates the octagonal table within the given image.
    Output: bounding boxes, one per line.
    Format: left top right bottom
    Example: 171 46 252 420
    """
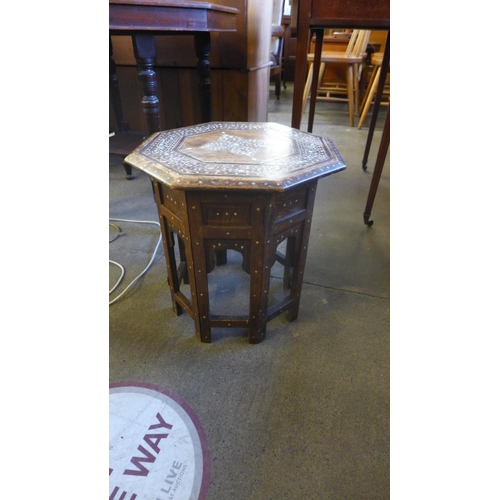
125 122 346 343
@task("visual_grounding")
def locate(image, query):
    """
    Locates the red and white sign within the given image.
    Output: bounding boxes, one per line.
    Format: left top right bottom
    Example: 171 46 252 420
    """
109 382 210 500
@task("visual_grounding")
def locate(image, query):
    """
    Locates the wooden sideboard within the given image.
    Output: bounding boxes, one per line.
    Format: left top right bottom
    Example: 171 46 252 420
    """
110 0 274 140
110 0 239 180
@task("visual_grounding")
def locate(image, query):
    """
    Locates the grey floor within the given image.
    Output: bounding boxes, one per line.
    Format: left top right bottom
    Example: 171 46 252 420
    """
109 84 390 499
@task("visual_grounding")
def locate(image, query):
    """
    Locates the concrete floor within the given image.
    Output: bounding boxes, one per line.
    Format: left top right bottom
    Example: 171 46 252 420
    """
109 84 389 499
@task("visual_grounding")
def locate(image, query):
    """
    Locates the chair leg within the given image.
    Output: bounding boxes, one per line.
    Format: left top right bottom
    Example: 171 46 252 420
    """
360 65 375 113
302 62 314 116
346 64 354 127
301 61 325 117
353 63 360 115
275 73 281 100
358 66 380 129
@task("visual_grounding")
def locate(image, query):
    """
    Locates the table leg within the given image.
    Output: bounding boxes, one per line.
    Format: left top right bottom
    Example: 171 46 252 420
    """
183 192 213 342
152 181 183 316
194 32 212 123
248 201 274 344
190 242 212 343
291 13 314 130
362 31 390 170
363 104 390 226
307 29 324 133
286 181 317 321
132 34 161 136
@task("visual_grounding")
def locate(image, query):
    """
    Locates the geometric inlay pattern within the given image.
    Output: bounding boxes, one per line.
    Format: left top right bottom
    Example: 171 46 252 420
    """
125 122 346 191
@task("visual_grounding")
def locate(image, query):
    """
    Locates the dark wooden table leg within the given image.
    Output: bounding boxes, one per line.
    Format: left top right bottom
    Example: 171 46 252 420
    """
286 181 317 321
152 181 183 315
362 31 390 171
363 104 390 226
248 195 274 344
194 32 212 123
307 29 324 133
186 191 213 343
291 19 311 128
109 38 135 180
132 34 161 136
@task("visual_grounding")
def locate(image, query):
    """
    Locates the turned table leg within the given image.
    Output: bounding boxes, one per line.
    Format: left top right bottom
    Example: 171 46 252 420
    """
132 34 161 136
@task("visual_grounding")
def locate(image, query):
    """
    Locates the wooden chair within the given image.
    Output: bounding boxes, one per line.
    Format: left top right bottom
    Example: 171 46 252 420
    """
301 30 371 126
358 52 390 129
269 0 285 99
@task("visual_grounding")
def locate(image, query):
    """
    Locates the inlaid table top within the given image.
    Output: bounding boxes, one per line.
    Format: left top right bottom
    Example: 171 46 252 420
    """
125 122 346 191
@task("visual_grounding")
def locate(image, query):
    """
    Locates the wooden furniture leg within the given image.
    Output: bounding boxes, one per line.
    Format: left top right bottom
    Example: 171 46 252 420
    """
363 104 389 226
248 200 273 343
152 181 183 316
307 29 324 133
132 34 161 136
285 181 317 321
301 61 326 117
346 63 355 127
274 71 282 100
189 219 212 343
358 64 381 129
362 31 390 170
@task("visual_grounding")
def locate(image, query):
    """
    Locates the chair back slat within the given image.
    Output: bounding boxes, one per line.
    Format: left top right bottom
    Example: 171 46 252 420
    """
346 30 371 58
344 29 359 56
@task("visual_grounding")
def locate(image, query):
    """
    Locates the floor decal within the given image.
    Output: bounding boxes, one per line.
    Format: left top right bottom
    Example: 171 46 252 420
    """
109 382 210 500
